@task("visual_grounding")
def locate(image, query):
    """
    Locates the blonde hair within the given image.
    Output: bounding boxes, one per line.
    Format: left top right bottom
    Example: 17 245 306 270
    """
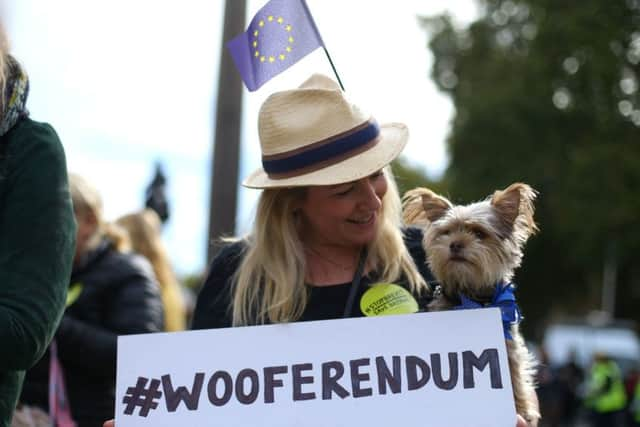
68 173 129 252
231 167 428 326
116 209 186 331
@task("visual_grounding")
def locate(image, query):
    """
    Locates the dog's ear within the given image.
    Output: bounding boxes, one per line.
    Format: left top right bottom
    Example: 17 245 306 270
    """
491 183 539 238
403 188 452 225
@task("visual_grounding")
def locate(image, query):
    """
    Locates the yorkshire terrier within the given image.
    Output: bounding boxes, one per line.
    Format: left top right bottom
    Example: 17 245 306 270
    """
402 183 540 426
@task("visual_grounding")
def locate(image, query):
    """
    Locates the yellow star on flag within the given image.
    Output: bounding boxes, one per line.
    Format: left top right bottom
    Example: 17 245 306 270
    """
226 0 325 91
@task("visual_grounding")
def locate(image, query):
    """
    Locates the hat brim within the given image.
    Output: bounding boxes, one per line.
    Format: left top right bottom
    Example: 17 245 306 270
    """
242 123 408 189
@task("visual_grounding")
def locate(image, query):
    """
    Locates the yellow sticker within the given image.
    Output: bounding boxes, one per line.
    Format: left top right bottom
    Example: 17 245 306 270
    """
360 283 419 317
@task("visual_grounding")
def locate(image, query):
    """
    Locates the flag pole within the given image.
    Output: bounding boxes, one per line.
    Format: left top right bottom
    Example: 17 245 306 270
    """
322 47 345 91
301 0 345 91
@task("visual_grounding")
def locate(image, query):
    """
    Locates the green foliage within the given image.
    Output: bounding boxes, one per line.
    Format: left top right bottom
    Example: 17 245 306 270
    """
421 0 640 337
181 272 205 291
392 156 448 197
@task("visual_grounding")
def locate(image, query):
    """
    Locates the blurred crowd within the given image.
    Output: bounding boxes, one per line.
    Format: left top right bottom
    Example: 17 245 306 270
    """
11 173 197 427
536 347 640 427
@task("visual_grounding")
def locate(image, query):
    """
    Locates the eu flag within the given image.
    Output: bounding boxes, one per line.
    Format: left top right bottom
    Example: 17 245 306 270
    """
227 0 324 91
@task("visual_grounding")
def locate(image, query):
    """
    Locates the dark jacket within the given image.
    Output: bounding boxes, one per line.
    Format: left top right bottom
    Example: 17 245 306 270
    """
21 240 164 427
192 227 434 330
0 118 76 427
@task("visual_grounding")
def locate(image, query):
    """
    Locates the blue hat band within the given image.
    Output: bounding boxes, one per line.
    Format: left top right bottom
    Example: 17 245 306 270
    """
262 120 380 179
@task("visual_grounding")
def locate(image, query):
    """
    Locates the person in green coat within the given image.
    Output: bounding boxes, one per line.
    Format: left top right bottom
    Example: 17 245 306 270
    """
0 25 76 426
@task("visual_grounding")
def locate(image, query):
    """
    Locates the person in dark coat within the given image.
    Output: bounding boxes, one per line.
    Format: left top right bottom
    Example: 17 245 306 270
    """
0 26 76 427
20 173 164 427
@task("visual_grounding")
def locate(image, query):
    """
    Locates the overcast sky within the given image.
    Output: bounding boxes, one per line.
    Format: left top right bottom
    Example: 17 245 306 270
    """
3 0 479 275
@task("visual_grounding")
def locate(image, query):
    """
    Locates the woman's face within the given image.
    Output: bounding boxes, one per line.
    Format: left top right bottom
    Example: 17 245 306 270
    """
73 208 98 264
297 171 388 250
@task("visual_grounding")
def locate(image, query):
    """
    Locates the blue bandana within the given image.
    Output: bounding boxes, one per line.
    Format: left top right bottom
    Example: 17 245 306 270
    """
453 283 522 340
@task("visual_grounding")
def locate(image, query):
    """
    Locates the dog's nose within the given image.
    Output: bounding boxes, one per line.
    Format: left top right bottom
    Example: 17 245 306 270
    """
450 241 464 254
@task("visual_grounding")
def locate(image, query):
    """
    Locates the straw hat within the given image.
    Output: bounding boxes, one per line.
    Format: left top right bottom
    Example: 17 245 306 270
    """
242 74 408 188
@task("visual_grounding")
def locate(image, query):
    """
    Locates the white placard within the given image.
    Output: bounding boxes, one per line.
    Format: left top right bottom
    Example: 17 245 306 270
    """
116 308 515 427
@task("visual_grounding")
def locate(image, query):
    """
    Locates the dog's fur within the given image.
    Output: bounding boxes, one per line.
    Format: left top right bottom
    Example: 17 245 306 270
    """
402 183 540 426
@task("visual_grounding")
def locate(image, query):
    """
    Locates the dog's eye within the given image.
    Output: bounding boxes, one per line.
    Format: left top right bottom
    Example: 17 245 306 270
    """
472 229 487 239
440 229 450 236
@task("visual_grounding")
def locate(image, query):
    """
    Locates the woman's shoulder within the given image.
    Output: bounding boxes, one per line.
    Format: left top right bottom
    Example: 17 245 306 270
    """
1 118 67 186
402 226 436 287
80 242 156 286
212 240 247 267
402 226 425 262
113 250 156 280
190 240 247 330
201 240 247 290
4 118 62 155
13 117 58 135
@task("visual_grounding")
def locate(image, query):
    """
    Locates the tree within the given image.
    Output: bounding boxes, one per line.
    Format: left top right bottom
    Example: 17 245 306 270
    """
422 0 640 337
392 156 447 197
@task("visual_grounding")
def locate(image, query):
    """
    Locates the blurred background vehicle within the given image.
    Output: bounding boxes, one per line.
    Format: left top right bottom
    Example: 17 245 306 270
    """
544 313 640 377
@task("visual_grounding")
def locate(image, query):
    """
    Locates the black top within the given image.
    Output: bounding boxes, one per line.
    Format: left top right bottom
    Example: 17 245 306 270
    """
191 227 433 330
20 240 164 427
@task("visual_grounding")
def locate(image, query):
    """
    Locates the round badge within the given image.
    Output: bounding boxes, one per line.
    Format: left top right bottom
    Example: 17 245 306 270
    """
360 283 419 317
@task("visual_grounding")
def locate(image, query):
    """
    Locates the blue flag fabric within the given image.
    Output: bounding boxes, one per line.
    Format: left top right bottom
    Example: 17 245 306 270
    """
227 0 324 91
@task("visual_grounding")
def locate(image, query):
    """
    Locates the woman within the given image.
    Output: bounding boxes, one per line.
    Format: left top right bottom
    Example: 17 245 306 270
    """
192 73 430 329
21 174 164 427
116 208 187 331
0 26 75 425
105 74 530 427
192 74 531 427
